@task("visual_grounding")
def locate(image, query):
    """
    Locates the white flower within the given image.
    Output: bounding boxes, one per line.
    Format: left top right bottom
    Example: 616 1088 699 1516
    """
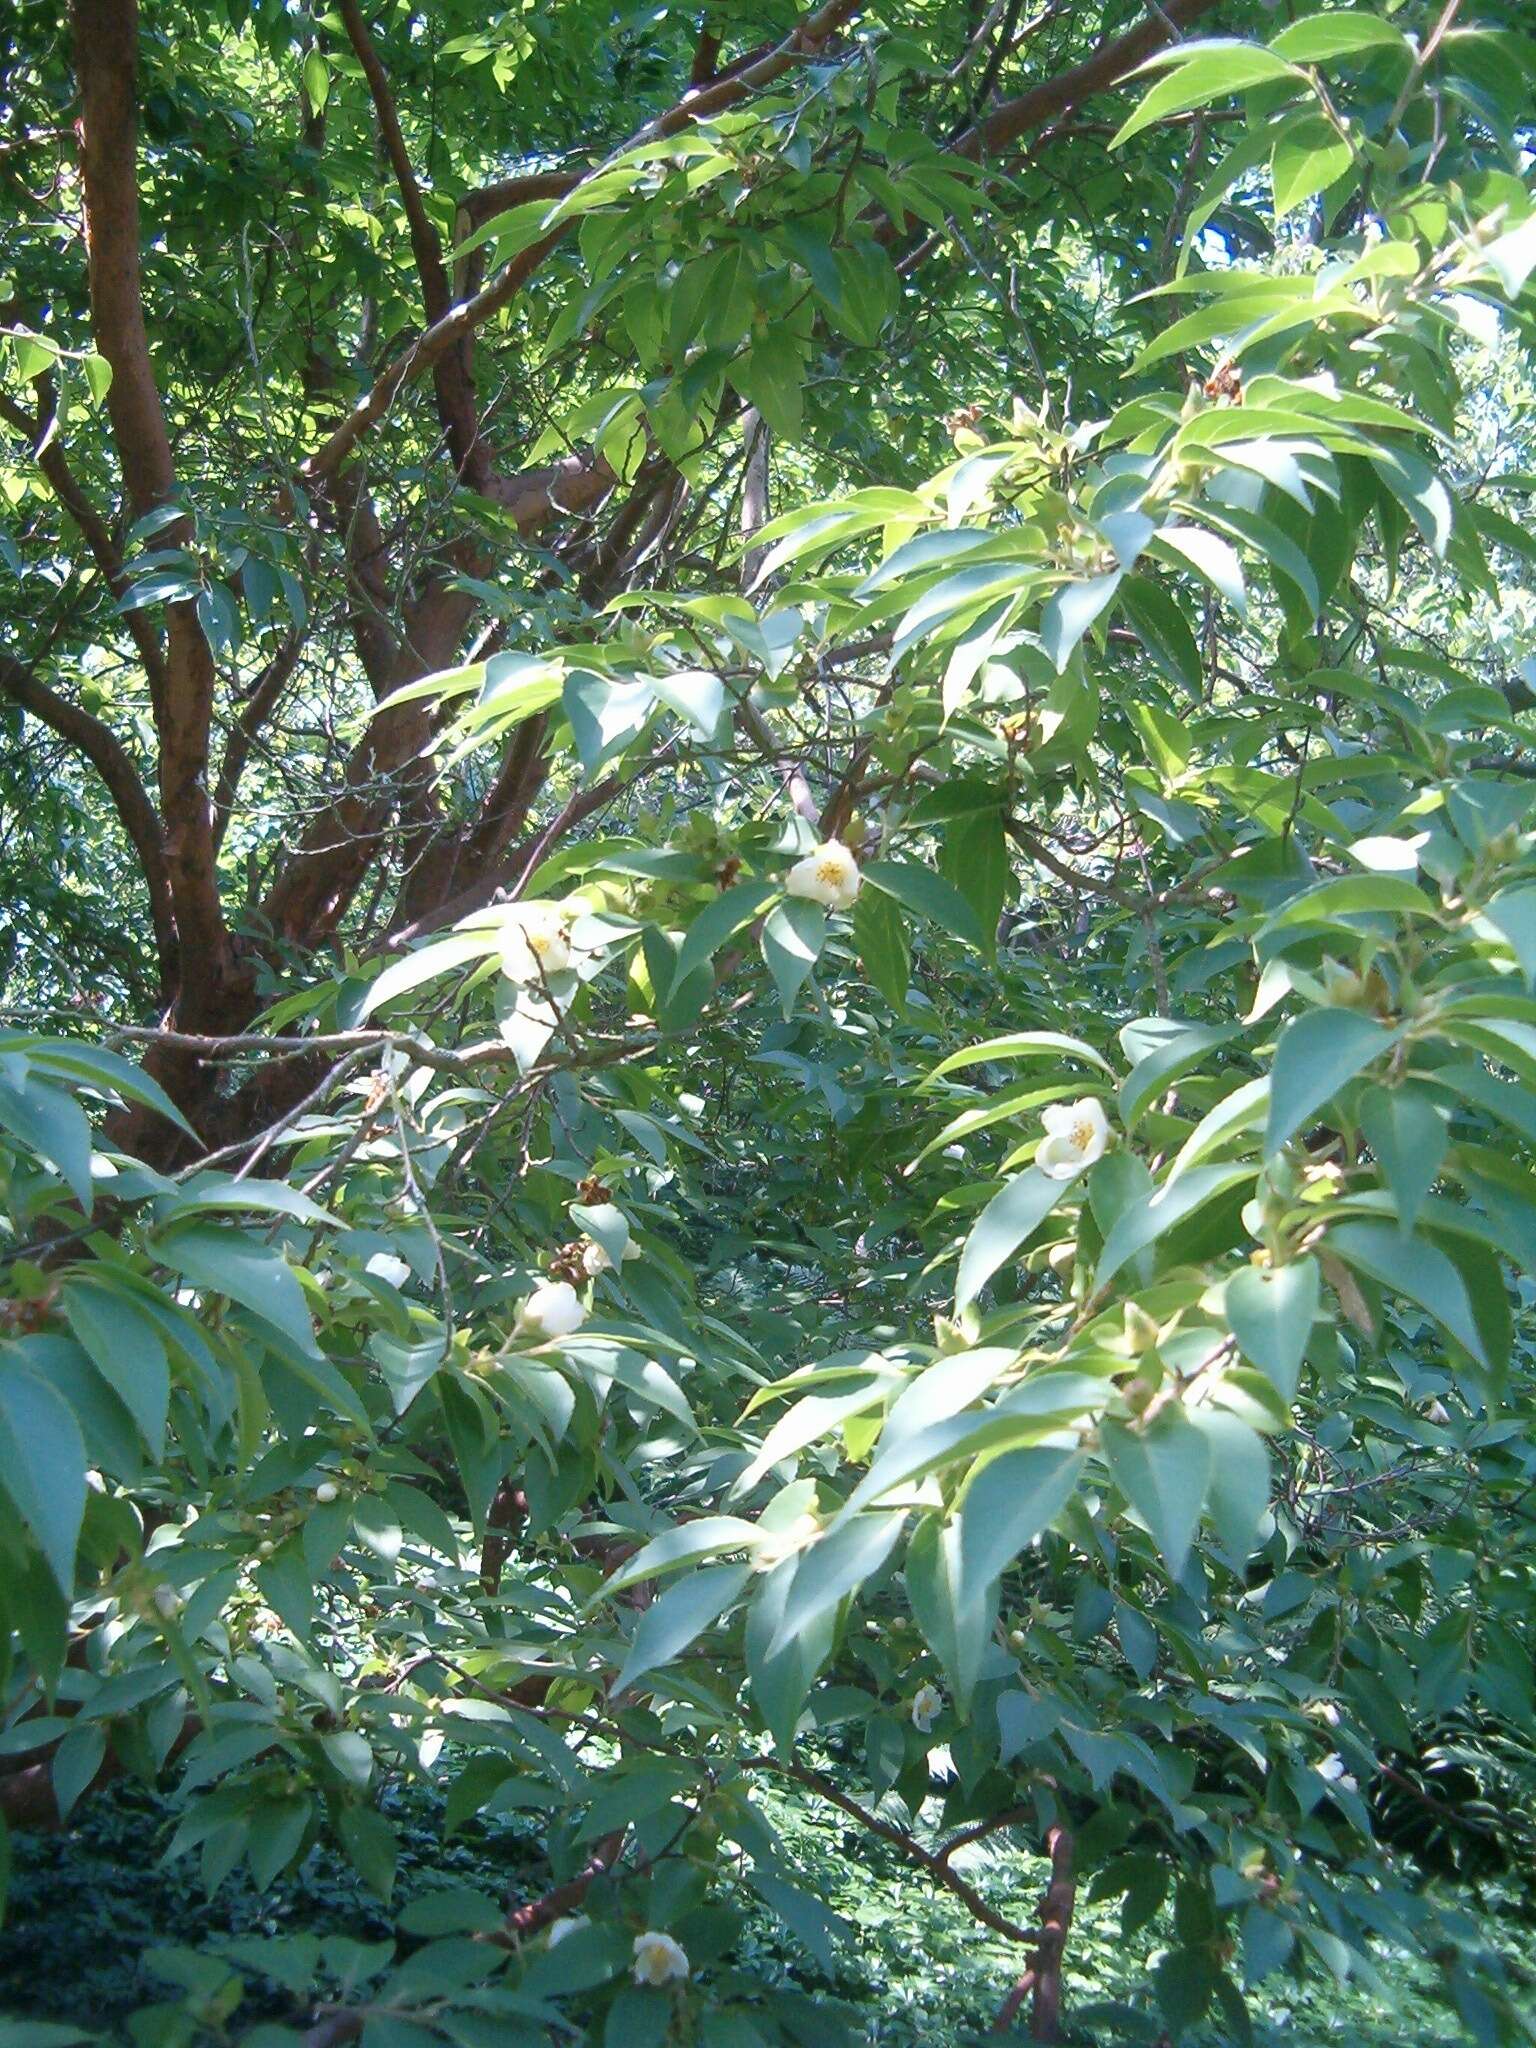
516 1279 587 1339
785 839 861 910
632 1930 689 1986
546 1914 588 1948
315 1481 339 1504
911 1682 944 1734
581 1239 614 1276
1036 1097 1111 1181
501 902 574 983
365 1252 411 1289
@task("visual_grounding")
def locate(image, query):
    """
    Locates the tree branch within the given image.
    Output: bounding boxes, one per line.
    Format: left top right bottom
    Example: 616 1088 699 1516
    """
459 168 584 233
954 0 1221 162
71 0 175 516
745 1756 1042 1948
211 628 305 847
337 0 486 487
72 0 230 1003
300 0 862 491
259 572 478 947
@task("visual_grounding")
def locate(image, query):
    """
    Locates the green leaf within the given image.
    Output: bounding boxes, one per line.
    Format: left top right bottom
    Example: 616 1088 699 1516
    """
339 1807 398 1903
10 332 56 382
734 1380 892 1493
1197 501 1321 620
745 1868 852 1973
926 1032 1114 1083
600 1516 762 1597
50 1721 106 1824
1448 778 1534 850
1112 44 1302 150
650 667 724 737
117 569 200 612
842 1376 1104 1515
1265 1008 1395 1156
1119 575 1202 692
1270 114 1353 217
1119 1019 1240 1130
942 805 1009 960
359 931 497 1018
905 1513 995 1713
956 1446 1084 1588
302 49 330 115
253 1540 317 1646
82 352 113 405
1327 1220 1488 1368
60 1276 171 1459
1189 1409 1270 1558
1039 572 1121 672
767 1512 905 1654
1482 886 1536 988
1225 1258 1318 1402
861 860 985 948
674 879 778 985
605 1990 674 2048
955 1168 1060 1310
1482 213 1536 300
727 339 803 440
1269 14 1410 60
1095 1165 1255 1290
154 1224 321 1361
322 1731 374 1791
853 884 909 1009
1154 523 1247 612
0 1066 94 1212
166 1172 336 1226
746 1554 836 1751
0 1354 87 1592
896 564 1033 661
1100 1409 1211 1577
564 668 655 772
1266 872 1432 932
614 1562 752 1693
18 1037 193 1134
1359 1084 1447 1228
761 897 827 1019
1370 446 1453 558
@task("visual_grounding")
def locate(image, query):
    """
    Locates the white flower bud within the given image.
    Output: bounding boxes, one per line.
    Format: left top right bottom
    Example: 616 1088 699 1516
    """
516 1279 587 1339
315 1481 339 1504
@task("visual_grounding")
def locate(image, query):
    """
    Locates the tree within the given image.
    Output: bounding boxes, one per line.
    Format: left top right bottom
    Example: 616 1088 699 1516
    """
3 1 1536 2041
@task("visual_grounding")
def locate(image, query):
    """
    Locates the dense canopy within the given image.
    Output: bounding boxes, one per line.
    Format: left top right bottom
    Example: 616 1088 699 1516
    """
3 1 1536 2042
